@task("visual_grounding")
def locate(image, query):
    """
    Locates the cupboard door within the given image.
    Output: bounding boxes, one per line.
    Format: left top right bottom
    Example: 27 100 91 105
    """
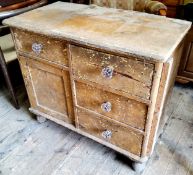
178 27 193 80
18 56 74 123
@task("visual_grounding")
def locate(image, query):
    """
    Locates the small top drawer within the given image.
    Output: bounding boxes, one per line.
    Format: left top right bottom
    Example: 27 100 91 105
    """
70 45 154 100
12 28 68 66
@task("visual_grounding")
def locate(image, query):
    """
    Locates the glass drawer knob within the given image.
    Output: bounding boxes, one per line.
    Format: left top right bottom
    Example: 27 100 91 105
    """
102 66 114 79
32 43 43 54
102 130 112 139
101 102 112 112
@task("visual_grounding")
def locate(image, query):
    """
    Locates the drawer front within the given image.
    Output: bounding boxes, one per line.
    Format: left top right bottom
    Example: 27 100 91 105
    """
76 107 143 156
75 81 148 130
12 28 68 66
70 45 154 100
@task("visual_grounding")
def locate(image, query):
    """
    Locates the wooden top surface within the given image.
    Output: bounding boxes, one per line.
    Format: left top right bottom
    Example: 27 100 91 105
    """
3 1 192 62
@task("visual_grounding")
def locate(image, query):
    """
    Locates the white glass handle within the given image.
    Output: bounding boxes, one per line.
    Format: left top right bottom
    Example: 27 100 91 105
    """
32 43 43 54
102 130 112 139
101 66 114 79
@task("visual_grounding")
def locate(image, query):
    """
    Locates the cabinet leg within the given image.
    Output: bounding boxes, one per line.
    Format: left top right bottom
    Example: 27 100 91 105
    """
36 115 47 123
132 161 146 174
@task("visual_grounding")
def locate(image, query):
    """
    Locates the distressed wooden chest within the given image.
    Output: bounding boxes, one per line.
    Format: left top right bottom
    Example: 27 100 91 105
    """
3 2 191 172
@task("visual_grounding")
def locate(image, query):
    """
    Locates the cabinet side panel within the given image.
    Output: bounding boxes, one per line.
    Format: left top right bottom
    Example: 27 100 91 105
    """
146 41 184 156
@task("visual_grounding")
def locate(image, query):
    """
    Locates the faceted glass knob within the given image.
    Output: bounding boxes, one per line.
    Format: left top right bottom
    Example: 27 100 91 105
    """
101 66 114 79
32 43 43 54
101 102 112 112
102 130 112 139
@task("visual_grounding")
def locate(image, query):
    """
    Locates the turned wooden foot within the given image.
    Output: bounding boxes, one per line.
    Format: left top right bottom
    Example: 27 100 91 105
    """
132 161 146 174
36 115 47 123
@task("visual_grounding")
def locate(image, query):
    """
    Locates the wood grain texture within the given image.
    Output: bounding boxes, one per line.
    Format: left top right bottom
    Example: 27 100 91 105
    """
12 28 68 66
70 45 154 85
0 83 192 175
70 45 153 100
5 2 189 166
146 41 184 156
146 60 171 156
76 107 144 156
75 81 148 130
3 2 191 62
18 56 74 124
13 29 186 166
141 63 163 158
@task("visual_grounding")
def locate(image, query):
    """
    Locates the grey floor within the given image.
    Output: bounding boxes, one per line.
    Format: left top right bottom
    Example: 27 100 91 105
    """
0 82 193 175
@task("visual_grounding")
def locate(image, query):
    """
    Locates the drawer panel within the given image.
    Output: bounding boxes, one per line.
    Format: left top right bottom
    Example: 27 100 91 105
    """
70 45 154 100
12 28 68 66
75 81 148 130
76 107 143 156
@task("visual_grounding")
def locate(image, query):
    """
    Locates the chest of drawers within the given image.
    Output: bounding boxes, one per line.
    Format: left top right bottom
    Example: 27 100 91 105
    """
3 2 191 172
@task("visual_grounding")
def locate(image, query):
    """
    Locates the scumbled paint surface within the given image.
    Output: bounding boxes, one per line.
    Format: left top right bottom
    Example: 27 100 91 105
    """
3 2 191 62
70 45 154 101
4 2 191 166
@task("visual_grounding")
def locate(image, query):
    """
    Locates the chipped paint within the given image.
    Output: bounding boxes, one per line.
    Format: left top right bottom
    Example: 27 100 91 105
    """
3 2 191 62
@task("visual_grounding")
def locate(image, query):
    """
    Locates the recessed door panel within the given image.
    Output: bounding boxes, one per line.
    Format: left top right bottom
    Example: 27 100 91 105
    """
18 56 74 123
